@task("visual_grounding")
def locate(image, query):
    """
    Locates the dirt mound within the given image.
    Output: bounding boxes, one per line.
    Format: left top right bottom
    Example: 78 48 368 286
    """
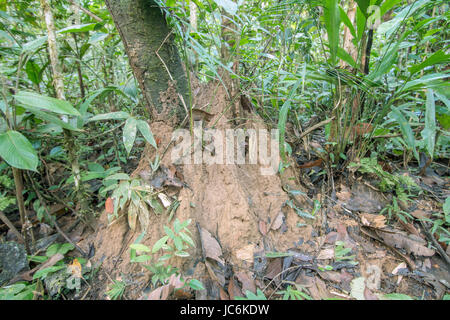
84 79 315 299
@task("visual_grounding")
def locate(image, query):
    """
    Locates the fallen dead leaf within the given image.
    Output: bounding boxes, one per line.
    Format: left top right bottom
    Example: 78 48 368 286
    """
361 213 386 229
105 197 114 214
235 244 255 263
258 220 268 236
198 226 225 265
227 277 243 300
376 229 435 257
236 271 256 294
317 248 335 260
271 212 284 230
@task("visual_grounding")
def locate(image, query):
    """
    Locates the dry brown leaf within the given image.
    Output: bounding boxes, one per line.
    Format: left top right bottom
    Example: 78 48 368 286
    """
317 270 341 283
219 287 230 300
317 248 334 260
264 258 282 280
227 277 242 300
198 226 224 265
364 287 379 300
235 244 255 263
361 213 386 229
410 209 431 220
205 260 226 287
105 197 114 214
236 271 256 294
127 201 138 231
258 220 268 236
271 212 284 230
377 230 435 257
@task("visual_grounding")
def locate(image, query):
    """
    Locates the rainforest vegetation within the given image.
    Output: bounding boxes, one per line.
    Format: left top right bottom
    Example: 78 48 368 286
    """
0 0 449 301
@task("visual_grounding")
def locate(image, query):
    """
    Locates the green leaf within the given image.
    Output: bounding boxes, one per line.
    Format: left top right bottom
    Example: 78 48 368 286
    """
136 120 157 149
383 293 414 300
421 89 436 158
58 23 96 34
25 60 42 85
23 105 81 131
22 36 48 54
33 266 65 280
213 0 238 15
130 243 151 252
14 91 80 116
390 107 419 162
188 279 205 291
409 50 450 75
265 251 293 258
152 235 169 253
0 130 38 171
123 117 137 155
105 173 130 181
322 0 341 65
355 0 370 17
88 111 130 122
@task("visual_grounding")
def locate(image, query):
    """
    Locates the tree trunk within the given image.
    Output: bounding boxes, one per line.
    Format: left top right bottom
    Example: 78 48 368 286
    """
105 0 188 122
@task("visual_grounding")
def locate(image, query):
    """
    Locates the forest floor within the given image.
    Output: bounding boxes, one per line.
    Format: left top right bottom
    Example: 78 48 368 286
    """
1 78 449 300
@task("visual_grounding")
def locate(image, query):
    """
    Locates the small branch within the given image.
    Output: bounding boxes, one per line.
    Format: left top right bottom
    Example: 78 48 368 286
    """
26 172 87 257
68 0 103 22
0 210 25 243
296 117 335 141
419 220 450 267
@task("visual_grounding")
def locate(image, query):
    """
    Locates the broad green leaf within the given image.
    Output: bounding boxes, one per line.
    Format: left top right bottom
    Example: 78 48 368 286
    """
355 0 370 17
23 105 81 131
58 23 96 34
136 120 157 149
123 117 137 155
265 251 293 258
87 111 130 122
421 89 436 158
409 50 450 75
213 0 238 15
0 130 38 171
339 6 356 38
383 293 414 300
278 78 302 161
152 235 169 253
188 279 205 291
25 60 42 85
390 107 419 161
130 243 151 252
105 173 130 181
337 47 358 69
22 36 48 54
14 91 80 116
322 0 341 65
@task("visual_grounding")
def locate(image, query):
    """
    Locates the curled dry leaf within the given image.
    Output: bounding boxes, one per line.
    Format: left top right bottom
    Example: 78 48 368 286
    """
127 201 138 231
235 244 255 263
361 213 386 229
198 226 224 265
271 212 284 230
258 220 268 236
235 271 256 294
376 230 435 257
227 277 243 300
317 248 334 260
105 197 114 214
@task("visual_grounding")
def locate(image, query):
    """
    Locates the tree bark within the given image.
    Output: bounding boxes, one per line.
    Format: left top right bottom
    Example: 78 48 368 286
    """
105 0 188 121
